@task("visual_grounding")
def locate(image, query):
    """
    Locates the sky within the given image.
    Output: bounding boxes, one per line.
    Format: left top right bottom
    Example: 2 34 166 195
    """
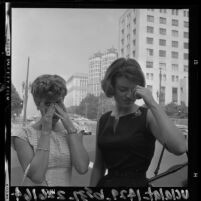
12 8 126 117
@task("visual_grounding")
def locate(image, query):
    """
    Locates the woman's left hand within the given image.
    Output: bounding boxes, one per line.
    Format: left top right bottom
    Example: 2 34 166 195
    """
54 102 73 130
135 85 157 108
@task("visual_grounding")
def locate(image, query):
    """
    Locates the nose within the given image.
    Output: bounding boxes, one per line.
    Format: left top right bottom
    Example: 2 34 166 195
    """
126 89 133 99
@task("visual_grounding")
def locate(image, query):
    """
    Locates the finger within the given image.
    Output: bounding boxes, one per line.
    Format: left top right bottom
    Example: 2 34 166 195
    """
46 104 55 116
54 112 64 120
54 104 65 115
60 102 67 112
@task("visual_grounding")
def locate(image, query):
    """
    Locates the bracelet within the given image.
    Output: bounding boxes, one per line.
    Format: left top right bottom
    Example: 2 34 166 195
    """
37 147 49 151
68 128 78 135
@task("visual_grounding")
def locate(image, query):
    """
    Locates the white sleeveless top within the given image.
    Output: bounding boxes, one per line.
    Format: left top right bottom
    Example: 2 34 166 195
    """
11 123 72 186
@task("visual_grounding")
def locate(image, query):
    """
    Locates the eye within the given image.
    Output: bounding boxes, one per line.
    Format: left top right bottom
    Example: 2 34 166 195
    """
45 102 51 106
119 87 127 92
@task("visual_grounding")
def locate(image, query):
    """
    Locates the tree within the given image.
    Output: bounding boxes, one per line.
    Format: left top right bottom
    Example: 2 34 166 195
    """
11 83 23 117
165 102 188 118
77 94 98 119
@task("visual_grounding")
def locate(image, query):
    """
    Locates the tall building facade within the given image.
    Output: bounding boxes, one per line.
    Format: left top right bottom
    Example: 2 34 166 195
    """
119 9 189 106
88 48 118 96
65 73 88 107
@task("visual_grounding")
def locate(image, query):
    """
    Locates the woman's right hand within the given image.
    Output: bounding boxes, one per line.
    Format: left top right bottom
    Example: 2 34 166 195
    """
41 104 55 132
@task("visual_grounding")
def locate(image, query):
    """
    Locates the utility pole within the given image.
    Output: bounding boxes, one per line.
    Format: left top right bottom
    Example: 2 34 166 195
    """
159 67 162 105
23 57 30 126
85 102 88 119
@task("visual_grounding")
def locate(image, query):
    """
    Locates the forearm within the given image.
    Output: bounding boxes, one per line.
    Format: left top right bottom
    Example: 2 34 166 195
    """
90 165 105 187
28 132 50 183
149 101 187 154
67 134 89 174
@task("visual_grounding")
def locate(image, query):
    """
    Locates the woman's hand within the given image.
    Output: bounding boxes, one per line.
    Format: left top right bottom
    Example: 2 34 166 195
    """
54 102 75 132
135 85 157 108
41 103 55 132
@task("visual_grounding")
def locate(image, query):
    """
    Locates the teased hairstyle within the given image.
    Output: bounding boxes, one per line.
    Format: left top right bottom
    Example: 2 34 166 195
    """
101 58 145 97
31 74 67 106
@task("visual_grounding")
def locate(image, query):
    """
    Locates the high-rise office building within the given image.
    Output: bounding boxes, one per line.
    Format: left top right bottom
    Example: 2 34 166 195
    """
65 73 88 107
88 48 118 96
119 9 189 106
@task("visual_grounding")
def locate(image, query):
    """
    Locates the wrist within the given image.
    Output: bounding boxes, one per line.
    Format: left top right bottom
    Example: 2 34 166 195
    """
67 127 78 135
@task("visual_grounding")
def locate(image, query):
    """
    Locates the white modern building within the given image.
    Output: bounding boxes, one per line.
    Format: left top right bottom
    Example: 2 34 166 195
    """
65 73 88 107
88 48 118 96
119 9 189 106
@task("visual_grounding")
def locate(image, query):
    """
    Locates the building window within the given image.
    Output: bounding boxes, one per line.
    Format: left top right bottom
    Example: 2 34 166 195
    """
133 29 136 35
121 39 124 45
163 74 167 81
172 87 178 103
172 41 179 48
146 37 154 44
172 30 179 37
159 39 166 46
184 53 188 60
147 15 154 22
159 50 166 57
150 73 154 80
160 17 167 24
184 32 188 38
127 34 130 41
147 26 154 33
172 19 179 26
147 49 154 56
172 64 179 71
133 39 136 46
146 61 153 68
159 62 166 71
171 51 179 59
121 29 124 34
160 9 167 13
133 18 136 24
159 28 166 35
184 21 189 28
184 65 188 72
172 9 179 15
184 42 188 49
146 73 149 80
133 50 135 57
172 75 175 82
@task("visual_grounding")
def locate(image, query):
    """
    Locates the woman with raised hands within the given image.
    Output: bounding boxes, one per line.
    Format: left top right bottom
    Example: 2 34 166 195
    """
12 74 89 186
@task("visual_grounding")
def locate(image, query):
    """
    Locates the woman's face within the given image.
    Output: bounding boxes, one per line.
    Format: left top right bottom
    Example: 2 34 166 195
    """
37 96 64 124
113 76 137 108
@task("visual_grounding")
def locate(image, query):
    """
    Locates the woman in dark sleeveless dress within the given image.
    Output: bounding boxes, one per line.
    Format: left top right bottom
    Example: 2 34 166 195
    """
90 58 187 187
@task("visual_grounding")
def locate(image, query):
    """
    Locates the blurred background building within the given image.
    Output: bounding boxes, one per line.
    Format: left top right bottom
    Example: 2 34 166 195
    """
65 73 88 107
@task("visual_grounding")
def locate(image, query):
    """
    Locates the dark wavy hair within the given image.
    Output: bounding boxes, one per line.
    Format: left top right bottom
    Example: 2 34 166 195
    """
31 74 67 106
101 58 145 98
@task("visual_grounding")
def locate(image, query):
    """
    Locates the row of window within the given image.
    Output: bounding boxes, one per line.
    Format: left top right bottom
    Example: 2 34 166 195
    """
146 49 188 59
147 15 188 27
146 73 180 82
146 39 188 48
147 9 189 17
147 26 188 39
146 61 188 72
121 49 189 62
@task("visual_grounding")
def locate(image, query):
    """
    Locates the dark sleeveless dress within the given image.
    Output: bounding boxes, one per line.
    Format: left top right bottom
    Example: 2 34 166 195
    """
97 107 156 187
